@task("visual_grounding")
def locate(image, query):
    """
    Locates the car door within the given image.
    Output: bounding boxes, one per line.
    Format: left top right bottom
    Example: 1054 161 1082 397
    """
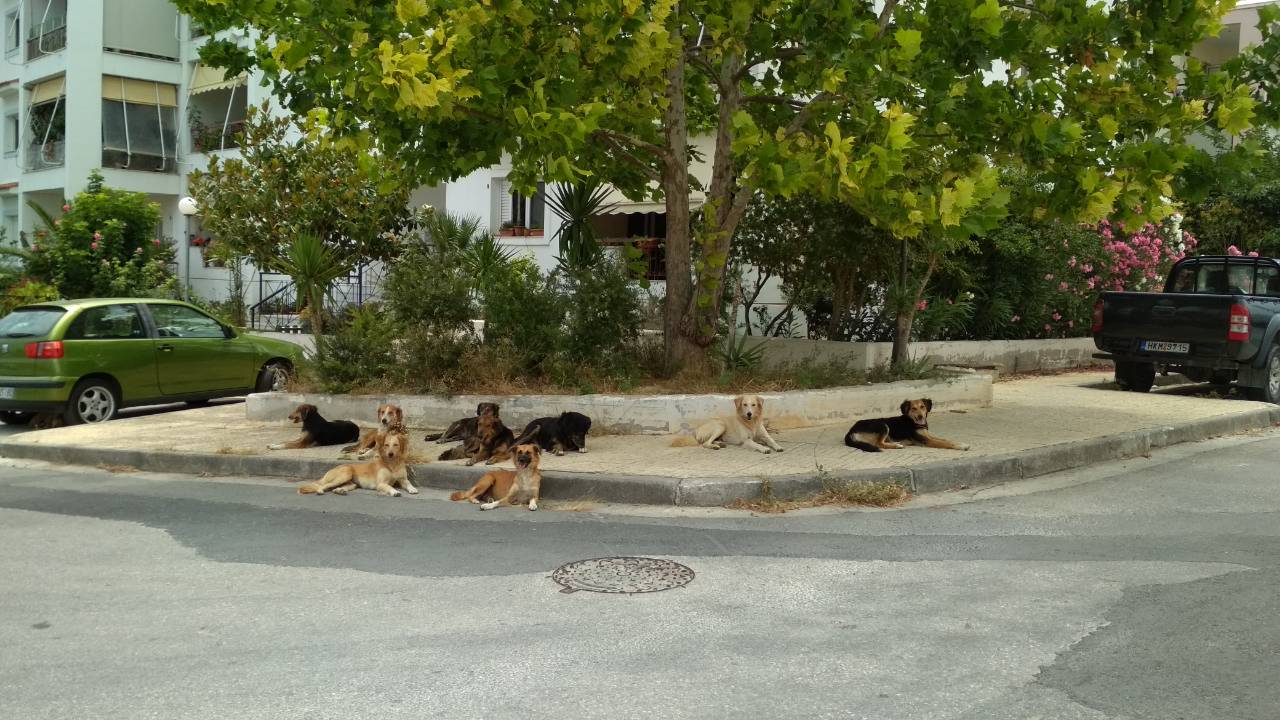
60 303 159 402
144 303 251 395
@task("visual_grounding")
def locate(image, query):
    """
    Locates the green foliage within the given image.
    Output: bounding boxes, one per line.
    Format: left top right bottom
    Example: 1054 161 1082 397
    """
558 257 644 362
20 171 176 299
713 333 766 372
177 0 1254 366
315 305 398 393
481 259 565 369
268 233 352 336
381 244 477 337
547 180 611 271
1178 132 1280 256
188 105 412 271
0 278 60 315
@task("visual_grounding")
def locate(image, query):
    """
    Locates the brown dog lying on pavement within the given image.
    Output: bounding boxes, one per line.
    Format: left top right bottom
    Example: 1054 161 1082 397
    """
693 394 784 454
343 403 405 458
437 403 515 465
298 427 416 497
268 403 361 450
424 402 498 444
843 398 970 452
449 443 542 511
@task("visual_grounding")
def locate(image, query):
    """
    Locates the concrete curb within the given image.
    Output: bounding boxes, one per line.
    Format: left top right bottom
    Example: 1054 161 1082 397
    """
3 406 1277 506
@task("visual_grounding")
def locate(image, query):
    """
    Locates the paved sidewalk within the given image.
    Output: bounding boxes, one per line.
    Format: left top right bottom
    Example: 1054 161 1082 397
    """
2 370 1276 505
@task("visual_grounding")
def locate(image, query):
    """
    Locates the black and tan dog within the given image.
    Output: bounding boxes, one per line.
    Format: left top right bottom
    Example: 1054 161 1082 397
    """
343 403 405 457
268 403 361 450
513 411 592 455
424 402 499 445
449 443 542 511
844 398 970 452
437 403 515 465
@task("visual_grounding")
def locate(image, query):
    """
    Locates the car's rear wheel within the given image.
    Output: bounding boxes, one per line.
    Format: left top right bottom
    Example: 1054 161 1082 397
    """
1115 361 1155 393
0 411 35 425
64 378 120 425
255 361 291 393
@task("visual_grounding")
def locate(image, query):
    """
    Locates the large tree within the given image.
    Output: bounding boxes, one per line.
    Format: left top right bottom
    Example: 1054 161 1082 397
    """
179 0 1253 368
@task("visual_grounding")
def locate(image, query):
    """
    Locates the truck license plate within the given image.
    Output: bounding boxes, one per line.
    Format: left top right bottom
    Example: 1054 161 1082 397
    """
0 387 14 399
1141 341 1190 354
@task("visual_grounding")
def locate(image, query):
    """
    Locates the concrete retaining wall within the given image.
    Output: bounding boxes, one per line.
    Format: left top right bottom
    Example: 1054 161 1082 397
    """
246 371 994 435
755 336 1102 374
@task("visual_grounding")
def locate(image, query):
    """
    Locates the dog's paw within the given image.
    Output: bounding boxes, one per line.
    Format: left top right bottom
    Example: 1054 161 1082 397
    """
773 447 785 453
577 448 588 454
527 500 538 511
959 443 971 451
484 458 497 465
480 501 498 511
267 443 284 450
554 449 565 456
332 487 348 495
464 459 477 466
406 486 419 494
389 490 401 497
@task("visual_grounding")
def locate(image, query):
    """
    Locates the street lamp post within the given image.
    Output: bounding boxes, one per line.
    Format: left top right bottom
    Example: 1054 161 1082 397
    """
178 196 198 301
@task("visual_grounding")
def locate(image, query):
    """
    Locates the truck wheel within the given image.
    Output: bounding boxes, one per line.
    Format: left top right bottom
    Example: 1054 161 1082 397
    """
1116 361 1155 393
1249 345 1280 404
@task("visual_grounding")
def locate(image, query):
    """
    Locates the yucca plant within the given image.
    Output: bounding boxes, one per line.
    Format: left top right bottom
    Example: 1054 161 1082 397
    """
268 233 352 338
423 211 486 255
547 179 614 271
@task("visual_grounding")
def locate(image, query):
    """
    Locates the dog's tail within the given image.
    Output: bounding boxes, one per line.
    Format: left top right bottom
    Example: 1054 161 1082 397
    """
670 435 700 448
844 436 882 452
297 483 322 494
512 422 541 447
449 490 467 501
423 432 443 442
437 446 467 461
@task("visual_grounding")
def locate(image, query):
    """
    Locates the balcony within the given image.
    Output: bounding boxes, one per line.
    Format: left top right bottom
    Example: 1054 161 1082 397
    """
190 119 245 154
26 17 65 60
26 140 63 170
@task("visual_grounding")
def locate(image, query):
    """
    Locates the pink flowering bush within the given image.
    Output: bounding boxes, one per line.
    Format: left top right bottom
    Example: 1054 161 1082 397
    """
926 216 1194 341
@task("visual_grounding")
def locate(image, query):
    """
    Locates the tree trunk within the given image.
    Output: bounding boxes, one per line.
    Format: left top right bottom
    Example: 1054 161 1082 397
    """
661 38 695 371
890 249 938 366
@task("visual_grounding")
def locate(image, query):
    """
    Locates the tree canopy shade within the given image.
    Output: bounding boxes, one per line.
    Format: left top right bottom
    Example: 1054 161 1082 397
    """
177 0 1255 367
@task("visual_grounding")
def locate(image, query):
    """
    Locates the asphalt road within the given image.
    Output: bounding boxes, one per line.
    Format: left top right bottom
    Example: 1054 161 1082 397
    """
3 428 1280 719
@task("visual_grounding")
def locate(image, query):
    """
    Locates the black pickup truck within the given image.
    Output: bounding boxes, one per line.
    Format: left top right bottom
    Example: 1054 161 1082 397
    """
1092 255 1280 402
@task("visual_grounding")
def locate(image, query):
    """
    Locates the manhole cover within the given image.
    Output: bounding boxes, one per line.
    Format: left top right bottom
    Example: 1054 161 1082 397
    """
551 556 695 594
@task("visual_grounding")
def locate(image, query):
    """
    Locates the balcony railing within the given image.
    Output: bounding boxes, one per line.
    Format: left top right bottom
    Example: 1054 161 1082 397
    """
26 19 66 60
190 119 245 153
26 140 64 170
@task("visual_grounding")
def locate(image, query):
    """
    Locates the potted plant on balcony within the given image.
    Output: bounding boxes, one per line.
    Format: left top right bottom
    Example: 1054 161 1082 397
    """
498 221 515 237
528 223 544 237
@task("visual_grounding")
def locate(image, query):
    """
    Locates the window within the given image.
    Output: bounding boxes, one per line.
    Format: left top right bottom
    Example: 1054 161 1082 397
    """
0 307 64 338
64 305 145 340
494 178 544 233
4 114 16 155
101 76 178 173
1257 265 1280 297
148 304 225 339
4 10 18 55
1228 264 1255 295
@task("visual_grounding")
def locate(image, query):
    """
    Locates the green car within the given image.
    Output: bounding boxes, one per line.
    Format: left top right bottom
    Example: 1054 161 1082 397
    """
0 298 304 425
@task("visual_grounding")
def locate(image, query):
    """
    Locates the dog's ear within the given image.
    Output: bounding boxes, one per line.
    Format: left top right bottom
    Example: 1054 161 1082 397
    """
734 396 744 411
755 396 765 412
923 398 933 412
900 400 911 416
299 404 313 419
475 403 485 416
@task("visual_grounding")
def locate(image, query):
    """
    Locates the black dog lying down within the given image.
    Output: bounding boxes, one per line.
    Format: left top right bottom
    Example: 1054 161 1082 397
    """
513 411 592 455
269 403 361 450
843 398 969 452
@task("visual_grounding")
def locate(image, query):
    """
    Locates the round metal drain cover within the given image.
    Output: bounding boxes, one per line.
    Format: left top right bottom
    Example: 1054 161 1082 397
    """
552 556 695 594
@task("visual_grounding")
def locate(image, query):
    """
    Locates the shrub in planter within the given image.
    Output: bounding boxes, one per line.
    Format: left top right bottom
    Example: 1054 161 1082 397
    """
482 258 565 369
558 256 644 362
315 305 398 392
381 245 476 338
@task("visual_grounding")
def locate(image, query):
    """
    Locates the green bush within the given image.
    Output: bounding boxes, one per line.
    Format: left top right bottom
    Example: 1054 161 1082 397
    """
558 257 644 362
0 279 60 315
482 258 565 369
316 305 398 392
381 245 476 337
23 171 176 299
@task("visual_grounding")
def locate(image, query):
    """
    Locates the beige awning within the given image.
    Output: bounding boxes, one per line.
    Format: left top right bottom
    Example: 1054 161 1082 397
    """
599 135 714 215
29 77 65 105
101 76 178 107
189 63 247 95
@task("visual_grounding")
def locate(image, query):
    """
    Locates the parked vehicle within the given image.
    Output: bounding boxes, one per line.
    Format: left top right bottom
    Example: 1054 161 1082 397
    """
1092 255 1280 402
0 298 304 425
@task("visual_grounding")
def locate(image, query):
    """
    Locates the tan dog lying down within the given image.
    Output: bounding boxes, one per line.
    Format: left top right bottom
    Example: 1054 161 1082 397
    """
449 444 543 511
694 394 785 454
298 428 416 497
343 403 405 458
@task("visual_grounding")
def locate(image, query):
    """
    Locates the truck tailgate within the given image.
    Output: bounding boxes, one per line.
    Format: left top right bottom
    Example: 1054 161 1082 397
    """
1095 291 1240 360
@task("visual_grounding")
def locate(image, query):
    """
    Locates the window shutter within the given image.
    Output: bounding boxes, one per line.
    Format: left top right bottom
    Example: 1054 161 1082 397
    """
498 178 513 225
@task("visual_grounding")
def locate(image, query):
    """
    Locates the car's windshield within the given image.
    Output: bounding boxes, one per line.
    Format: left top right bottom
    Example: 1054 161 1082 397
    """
0 307 65 338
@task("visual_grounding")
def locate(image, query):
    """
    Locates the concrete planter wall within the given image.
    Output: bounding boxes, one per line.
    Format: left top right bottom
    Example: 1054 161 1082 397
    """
246 371 994 435
755 336 1102 374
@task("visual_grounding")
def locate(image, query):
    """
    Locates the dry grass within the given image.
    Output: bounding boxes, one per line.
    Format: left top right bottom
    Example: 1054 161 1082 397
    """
96 463 138 474
995 364 1112 382
216 446 260 456
729 477 911 514
544 499 600 512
